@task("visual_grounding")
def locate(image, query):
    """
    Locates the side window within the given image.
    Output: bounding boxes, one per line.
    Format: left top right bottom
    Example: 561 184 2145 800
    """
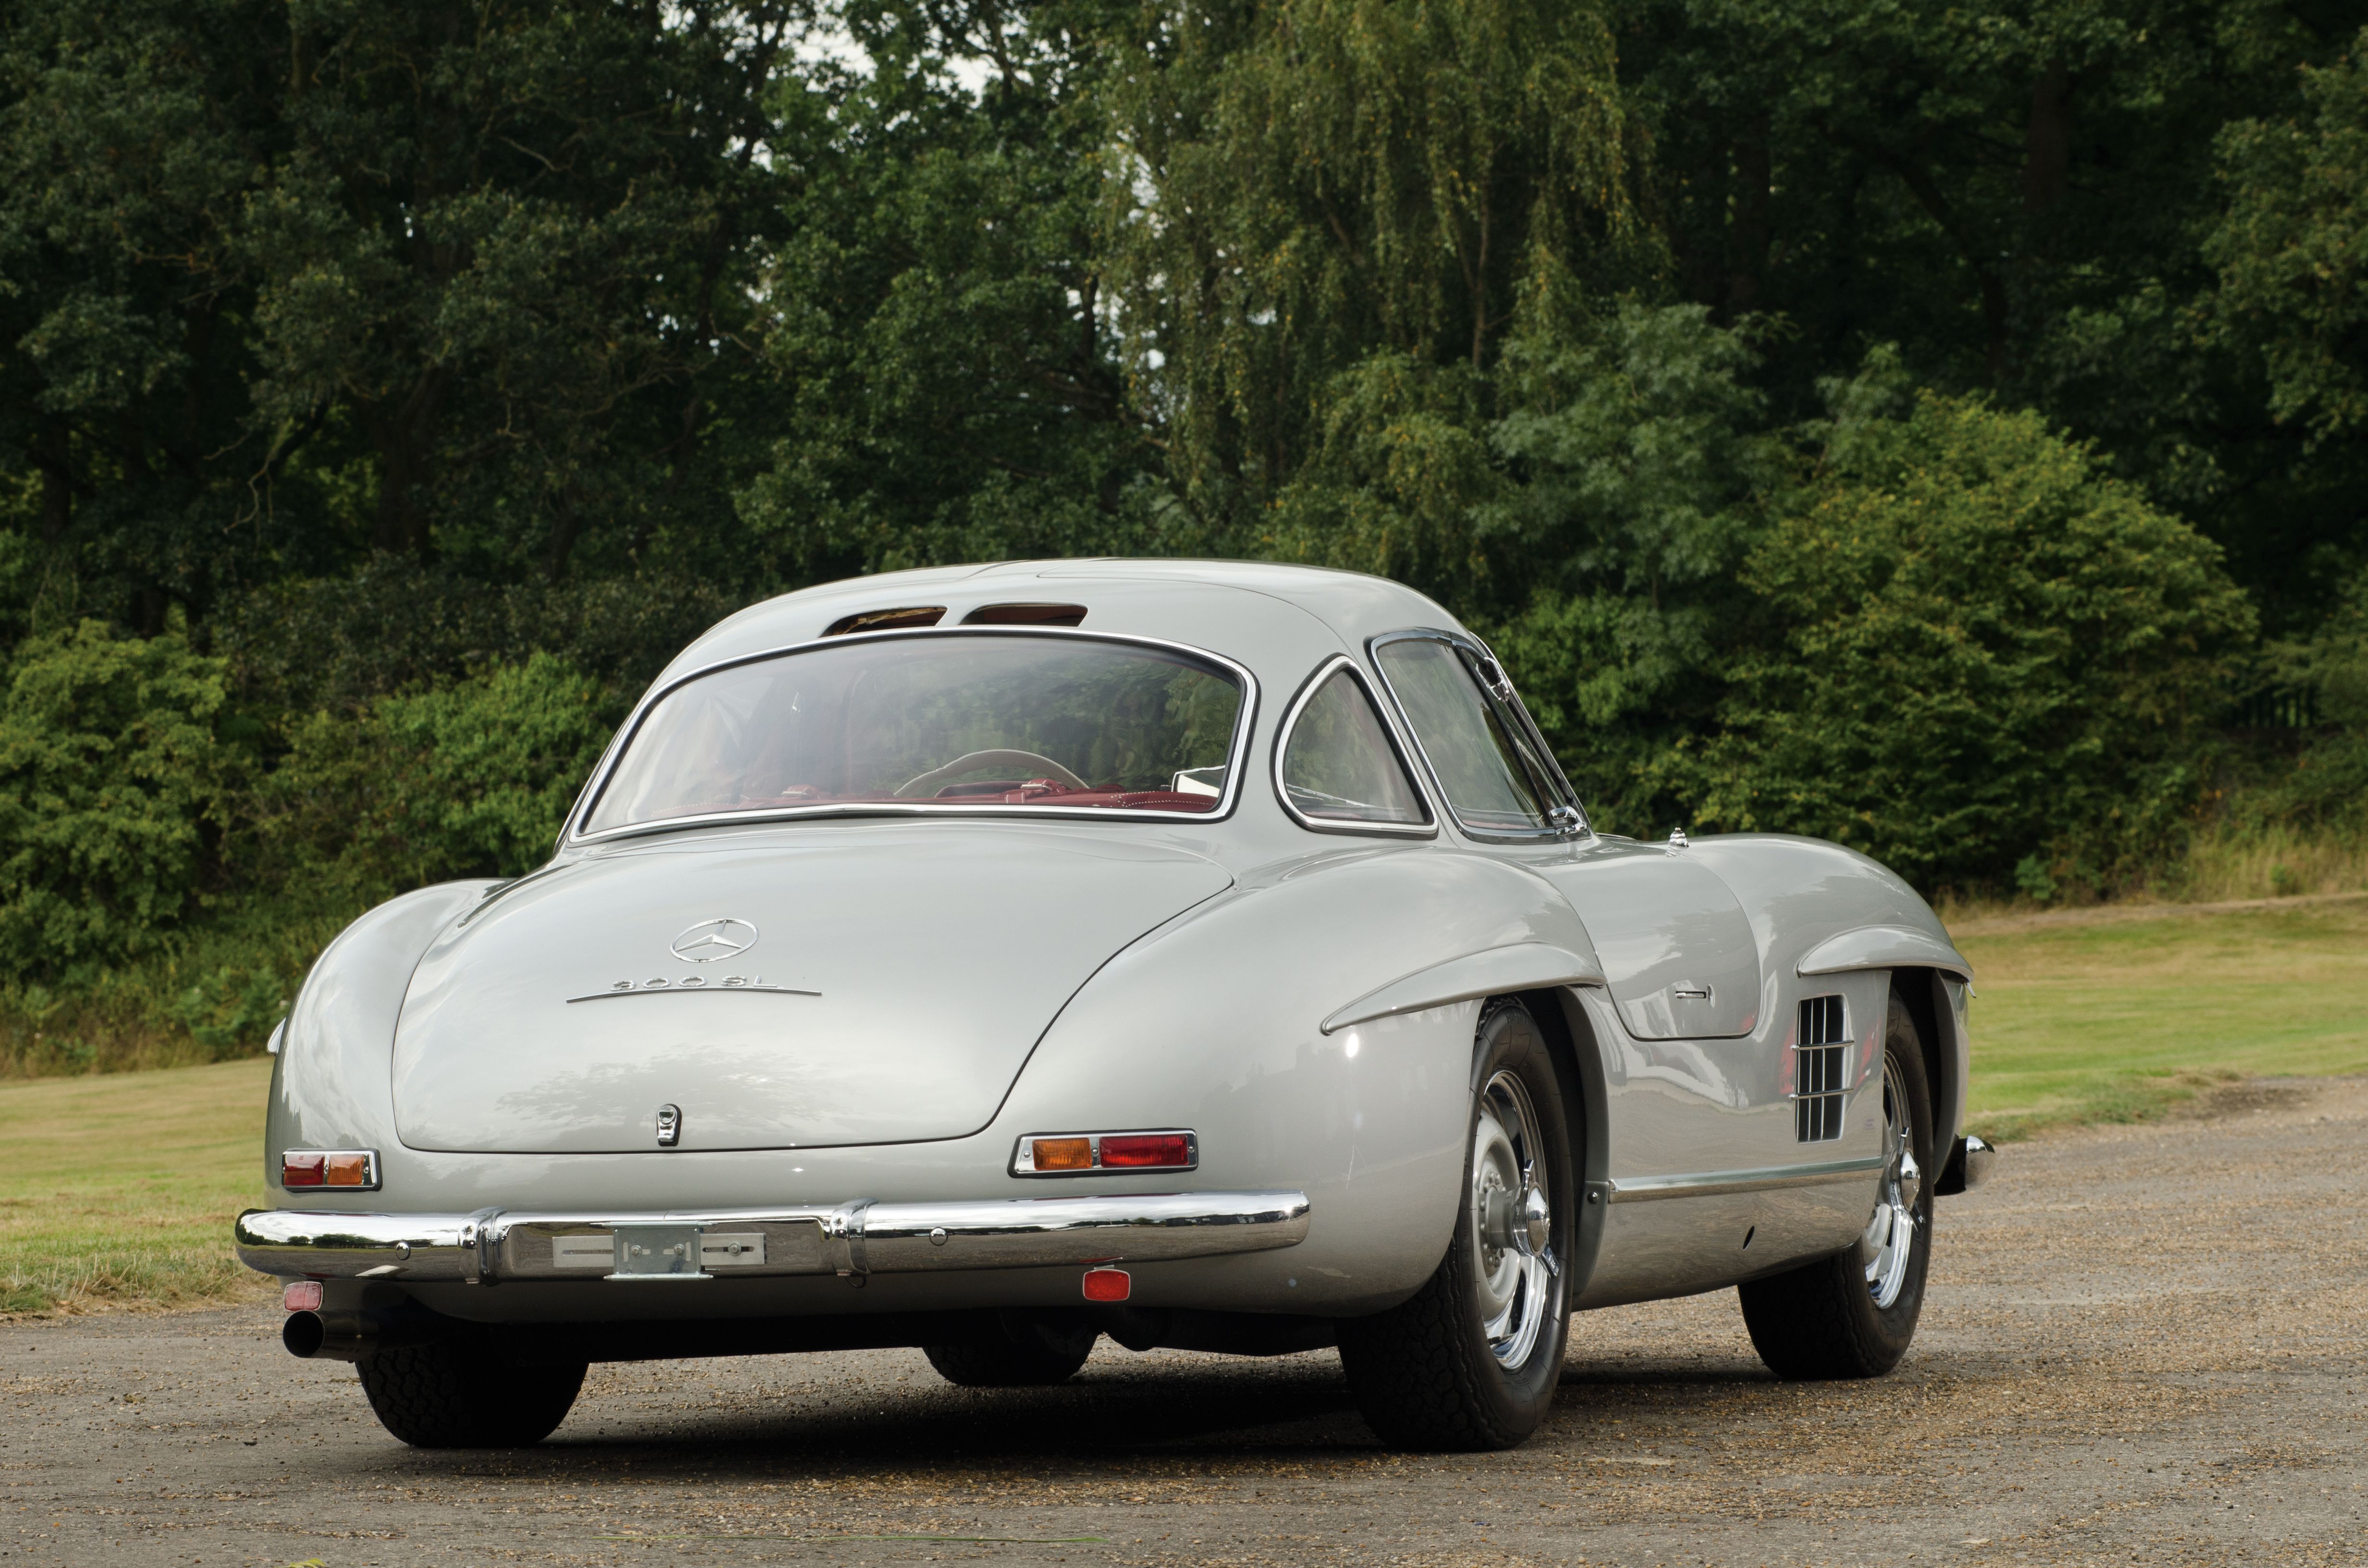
1277 663 1431 830
1372 637 1558 833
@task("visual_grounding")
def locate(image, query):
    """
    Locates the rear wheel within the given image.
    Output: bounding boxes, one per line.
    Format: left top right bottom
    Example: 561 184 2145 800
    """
1738 989 1935 1379
1338 999 1574 1451
356 1340 585 1448
923 1316 1097 1387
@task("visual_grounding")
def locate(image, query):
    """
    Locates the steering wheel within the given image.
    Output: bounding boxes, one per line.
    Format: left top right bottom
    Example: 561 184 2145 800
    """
894 748 1093 798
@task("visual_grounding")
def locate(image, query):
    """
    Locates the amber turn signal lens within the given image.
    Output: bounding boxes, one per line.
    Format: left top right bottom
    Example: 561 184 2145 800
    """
282 1280 324 1312
1082 1267 1131 1302
281 1152 325 1188
324 1152 370 1188
1031 1137 1094 1171
1098 1133 1192 1169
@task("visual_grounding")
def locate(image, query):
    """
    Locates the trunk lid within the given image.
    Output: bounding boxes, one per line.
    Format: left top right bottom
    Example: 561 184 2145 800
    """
390 827 1230 1153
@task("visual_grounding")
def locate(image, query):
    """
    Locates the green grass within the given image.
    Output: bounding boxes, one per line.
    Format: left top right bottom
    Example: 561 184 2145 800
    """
0 1056 272 1315
1957 894 2368 1139
3 899 2365 1312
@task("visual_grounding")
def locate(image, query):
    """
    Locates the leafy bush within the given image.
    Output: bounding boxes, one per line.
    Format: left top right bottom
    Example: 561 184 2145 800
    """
1679 393 2257 894
260 653 623 907
0 622 244 977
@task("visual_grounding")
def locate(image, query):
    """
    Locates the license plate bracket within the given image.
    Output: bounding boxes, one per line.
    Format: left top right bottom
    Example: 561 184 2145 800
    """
605 1223 706 1280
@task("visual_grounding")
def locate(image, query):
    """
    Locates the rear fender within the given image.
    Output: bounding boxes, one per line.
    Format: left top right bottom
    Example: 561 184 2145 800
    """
267 882 498 1193
997 850 1602 1313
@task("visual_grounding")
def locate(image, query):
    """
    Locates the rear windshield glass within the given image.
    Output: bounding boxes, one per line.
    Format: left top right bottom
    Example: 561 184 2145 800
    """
581 634 1243 833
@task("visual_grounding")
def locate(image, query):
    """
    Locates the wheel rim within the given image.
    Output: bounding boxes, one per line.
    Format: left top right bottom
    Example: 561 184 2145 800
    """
1469 1068 1556 1369
1862 1053 1922 1310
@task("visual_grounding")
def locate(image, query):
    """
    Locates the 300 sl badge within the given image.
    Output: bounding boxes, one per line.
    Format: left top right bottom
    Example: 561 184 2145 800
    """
563 975 819 1004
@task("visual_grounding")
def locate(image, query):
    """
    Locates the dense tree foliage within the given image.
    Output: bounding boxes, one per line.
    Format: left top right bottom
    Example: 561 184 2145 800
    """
0 0 2364 1054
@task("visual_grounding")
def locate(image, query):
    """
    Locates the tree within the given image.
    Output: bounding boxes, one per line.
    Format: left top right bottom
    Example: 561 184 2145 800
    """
0 0 798 636
1101 0 1636 533
2208 27 2368 443
738 0 1171 582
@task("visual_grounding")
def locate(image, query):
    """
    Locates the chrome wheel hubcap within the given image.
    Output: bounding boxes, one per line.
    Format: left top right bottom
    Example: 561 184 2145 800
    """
1471 1069 1556 1369
1862 1054 1922 1310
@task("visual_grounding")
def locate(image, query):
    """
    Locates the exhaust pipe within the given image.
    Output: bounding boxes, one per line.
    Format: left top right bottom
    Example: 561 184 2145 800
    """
281 1305 451 1362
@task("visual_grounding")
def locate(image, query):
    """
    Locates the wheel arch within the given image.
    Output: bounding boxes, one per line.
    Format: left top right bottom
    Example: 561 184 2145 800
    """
1889 968 1959 1154
1521 986 1610 1302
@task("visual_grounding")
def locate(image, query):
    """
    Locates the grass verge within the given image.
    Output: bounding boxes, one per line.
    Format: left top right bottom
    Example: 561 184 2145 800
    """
1957 893 2368 1139
0 1057 272 1315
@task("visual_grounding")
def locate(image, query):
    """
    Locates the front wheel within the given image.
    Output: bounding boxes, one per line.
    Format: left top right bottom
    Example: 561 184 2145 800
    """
1738 988 1935 1379
1338 999 1574 1451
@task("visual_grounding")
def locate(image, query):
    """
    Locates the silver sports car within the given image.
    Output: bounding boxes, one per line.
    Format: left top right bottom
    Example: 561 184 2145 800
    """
237 559 1989 1451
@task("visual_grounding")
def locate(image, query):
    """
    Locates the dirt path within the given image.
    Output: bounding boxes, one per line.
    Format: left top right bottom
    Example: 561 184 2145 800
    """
6 1082 2365 1568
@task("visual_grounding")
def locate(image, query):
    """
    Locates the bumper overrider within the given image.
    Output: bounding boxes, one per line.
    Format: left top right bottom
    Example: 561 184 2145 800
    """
235 1191 1313 1284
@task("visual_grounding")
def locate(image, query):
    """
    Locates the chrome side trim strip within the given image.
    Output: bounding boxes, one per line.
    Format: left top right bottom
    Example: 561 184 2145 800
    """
1605 1157 1885 1204
235 1190 1312 1282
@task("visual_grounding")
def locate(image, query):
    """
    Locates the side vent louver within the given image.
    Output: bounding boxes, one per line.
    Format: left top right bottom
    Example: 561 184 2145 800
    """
1794 995 1848 1142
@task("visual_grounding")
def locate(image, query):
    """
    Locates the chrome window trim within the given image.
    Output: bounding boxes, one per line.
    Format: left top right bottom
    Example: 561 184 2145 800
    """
1365 629 1589 845
564 626 1262 846
1270 654 1438 839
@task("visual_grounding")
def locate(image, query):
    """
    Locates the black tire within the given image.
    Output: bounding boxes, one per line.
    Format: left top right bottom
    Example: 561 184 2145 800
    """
1739 988 1936 1380
356 1339 585 1448
1337 999 1575 1451
923 1316 1097 1387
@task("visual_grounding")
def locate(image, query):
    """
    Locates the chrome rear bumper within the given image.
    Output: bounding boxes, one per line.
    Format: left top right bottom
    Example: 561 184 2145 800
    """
234 1191 1312 1283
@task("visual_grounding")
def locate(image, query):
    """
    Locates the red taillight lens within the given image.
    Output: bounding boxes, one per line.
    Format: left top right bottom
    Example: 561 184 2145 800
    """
1098 1134 1192 1169
1082 1267 1131 1302
281 1152 325 1188
282 1280 324 1312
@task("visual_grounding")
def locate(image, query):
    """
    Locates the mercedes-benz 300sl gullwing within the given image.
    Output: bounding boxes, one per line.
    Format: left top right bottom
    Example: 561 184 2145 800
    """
237 559 1990 1452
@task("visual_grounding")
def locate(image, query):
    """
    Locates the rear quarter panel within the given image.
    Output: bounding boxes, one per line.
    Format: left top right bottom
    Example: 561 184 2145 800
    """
997 845 1599 1314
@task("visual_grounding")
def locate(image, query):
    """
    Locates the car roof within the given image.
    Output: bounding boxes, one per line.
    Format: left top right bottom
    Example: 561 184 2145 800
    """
657 560 1474 686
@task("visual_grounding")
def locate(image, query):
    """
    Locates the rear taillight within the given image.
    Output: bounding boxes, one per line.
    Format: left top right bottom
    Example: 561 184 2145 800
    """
279 1149 379 1190
1098 1133 1193 1168
1011 1130 1197 1176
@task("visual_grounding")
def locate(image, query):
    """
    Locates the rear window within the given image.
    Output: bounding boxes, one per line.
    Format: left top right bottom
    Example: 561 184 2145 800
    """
581 633 1245 835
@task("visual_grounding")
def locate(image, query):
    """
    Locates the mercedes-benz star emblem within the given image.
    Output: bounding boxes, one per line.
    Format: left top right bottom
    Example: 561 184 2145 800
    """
670 917 758 963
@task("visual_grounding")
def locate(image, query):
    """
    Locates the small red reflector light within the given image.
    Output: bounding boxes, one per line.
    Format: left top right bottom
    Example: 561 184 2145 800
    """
1032 1137 1094 1171
281 1152 325 1188
283 1280 323 1312
1082 1267 1131 1302
1098 1133 1192 1169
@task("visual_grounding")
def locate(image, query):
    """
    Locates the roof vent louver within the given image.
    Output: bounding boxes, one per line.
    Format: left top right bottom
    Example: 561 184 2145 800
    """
1793 994 1849 1142
823 606 944 637
961 603 1086 626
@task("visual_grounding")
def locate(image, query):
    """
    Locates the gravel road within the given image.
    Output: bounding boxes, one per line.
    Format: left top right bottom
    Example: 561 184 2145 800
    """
5 1079 2364 1568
